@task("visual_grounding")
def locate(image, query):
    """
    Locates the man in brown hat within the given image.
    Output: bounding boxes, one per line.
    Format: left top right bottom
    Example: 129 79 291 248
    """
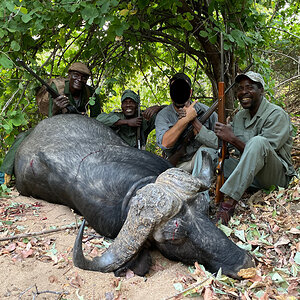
48 62 101 117
0 62 101 185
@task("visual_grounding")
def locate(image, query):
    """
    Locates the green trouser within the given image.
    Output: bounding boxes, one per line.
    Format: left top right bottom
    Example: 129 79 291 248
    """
0 129 32 175
220 136 290 201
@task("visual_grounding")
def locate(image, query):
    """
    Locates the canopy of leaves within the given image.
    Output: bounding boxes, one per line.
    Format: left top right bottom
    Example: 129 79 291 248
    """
0 0 299 161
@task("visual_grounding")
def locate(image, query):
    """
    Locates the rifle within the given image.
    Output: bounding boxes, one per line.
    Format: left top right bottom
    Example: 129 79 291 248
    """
136 90 142 149
16 59 60 99
215 33 226 205
16 59 82 115
167 62 253 167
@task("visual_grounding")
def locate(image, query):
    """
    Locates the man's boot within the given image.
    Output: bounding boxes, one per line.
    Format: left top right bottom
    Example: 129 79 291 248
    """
215 198 237 225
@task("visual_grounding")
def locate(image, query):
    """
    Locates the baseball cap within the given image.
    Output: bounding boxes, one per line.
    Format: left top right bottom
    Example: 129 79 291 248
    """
121 89 140 104
235 71 265 89
170 73 191 105
68 62 91 76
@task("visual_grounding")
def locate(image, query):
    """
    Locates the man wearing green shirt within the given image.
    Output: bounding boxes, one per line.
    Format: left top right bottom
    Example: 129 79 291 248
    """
214 71 296 224
97 89 163 148
0 62 101 185
48 62 101 117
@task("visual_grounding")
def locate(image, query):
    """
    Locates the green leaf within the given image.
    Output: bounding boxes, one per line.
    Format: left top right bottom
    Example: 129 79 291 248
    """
294 252 300 265
199 30 208 37
183 20 193 31
0 54 13 68
173 282 184 292
11 115 26 126
234 229 245 242
20 7 28 14
271 272 286 283
11 41 20 51
5 1 15 12
81 6 98 22
218 224 233 236
237 242 252 251
21 14 32 23
138 0 150 10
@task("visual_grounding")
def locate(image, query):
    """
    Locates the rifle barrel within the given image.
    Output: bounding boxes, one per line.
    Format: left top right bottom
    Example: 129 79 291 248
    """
16 59 60 98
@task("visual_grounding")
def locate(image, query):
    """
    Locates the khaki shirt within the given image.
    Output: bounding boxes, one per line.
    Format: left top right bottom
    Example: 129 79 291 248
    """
232 96 295 176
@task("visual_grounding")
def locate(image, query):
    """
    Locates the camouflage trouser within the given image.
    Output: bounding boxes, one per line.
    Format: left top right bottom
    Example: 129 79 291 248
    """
0 129 32 175
220 136 290 201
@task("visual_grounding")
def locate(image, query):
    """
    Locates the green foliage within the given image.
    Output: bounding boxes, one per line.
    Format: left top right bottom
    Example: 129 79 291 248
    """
0 0 299 161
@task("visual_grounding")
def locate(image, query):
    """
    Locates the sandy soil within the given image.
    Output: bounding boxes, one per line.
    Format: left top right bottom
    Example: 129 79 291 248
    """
0 191 203 300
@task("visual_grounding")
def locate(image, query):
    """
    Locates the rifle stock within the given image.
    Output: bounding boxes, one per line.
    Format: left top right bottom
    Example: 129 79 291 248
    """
215 33 226 204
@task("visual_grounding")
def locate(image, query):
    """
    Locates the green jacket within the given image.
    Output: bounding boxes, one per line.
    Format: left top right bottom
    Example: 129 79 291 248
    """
232 96 296 177
96 111 156 147
48 80 101 117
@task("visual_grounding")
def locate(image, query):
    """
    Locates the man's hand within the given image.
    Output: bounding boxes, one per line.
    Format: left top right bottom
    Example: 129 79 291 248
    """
53 95 70 110
142 105 161 120
214 122 234 142
215 121 245 152
126 117 143 127
183 101 197 122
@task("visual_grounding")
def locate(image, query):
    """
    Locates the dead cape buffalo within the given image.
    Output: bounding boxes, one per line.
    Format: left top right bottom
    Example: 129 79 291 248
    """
14 114 254 278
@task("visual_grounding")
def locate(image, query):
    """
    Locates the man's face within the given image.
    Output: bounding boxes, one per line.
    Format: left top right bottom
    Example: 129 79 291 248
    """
237 78 263 113
121 98 138 118
170 78 191 106
69 71 88 91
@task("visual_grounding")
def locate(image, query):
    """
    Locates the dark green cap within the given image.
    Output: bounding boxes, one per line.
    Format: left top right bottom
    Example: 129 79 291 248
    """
121 89 140 104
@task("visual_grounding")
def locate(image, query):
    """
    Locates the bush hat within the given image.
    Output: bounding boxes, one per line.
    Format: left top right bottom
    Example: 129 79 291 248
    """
235 71 265 89
121 89 140 104
68 62 91 76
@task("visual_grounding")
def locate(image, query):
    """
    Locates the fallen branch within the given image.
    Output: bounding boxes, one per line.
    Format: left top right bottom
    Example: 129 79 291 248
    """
0 224 78 242
164 274 215 300
18 284 69 299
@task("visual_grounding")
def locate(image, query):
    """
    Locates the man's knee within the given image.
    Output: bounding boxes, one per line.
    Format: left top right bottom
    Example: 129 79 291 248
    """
245 136 271 155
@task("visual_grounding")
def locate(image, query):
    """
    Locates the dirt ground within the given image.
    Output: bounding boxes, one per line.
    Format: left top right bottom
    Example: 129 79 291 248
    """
0 113 299 300
0 191 201 300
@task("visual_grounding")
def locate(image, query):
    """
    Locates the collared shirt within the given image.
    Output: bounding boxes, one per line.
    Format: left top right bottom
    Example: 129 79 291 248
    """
48 80 101 117
232 96 295 176
155 102 218 162
96 111 156 147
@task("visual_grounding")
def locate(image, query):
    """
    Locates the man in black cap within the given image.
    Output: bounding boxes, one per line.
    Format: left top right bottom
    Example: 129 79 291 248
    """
97 89 164 148
155 72 218 176
214 71 296 224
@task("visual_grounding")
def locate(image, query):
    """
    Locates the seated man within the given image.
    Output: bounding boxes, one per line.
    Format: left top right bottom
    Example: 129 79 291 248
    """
96 89 164 148
0 62 101 185
214 71 296 224
155 72 218 176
